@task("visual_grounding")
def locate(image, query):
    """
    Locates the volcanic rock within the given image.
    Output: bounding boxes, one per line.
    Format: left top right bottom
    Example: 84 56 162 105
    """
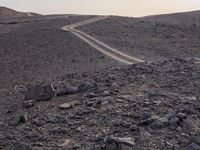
104 136 135 149
11 143 32 150
24 84 54 101
56 85 79 96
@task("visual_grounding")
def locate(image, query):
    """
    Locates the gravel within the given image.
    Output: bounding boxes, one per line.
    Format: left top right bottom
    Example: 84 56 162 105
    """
1 58 200 149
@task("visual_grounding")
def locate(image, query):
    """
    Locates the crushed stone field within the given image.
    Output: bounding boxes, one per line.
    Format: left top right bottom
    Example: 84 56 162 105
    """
0 12 200 150
1 58 200 149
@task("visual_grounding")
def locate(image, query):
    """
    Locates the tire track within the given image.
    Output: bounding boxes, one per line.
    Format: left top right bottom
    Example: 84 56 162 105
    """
61 16 144 65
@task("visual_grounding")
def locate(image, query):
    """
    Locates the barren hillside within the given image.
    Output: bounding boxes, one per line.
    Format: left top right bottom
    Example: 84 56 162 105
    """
0 9 200 150
143 10 200 26
0 6 39 17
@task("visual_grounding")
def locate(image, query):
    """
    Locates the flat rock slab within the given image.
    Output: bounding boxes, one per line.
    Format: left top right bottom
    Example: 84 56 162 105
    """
24 84 54 101
59 100 80 109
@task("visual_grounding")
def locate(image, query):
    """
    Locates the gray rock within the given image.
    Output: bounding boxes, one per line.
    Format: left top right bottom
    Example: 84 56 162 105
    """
129 125 140 135
137 118 154 126
139 130 152 141
180 105 196 114
56 85 79 96
78 82 97 92
11 143 32 150
176 112 187 120
191 135 200 145
143 112 151 120
182 116 200 131
185 143 200 150
23 100 35 108
86 98 102 108
10 114 27 126
169 116 180 129
84 92 96 98
14 84 26 94
105 136 135 146
59 100 80 109
150 118 168 130
24 84 54 101
104 143 118 150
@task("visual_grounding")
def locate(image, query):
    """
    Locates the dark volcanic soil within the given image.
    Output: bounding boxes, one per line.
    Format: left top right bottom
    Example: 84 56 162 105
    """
1 12 200 150
0 15 117 90
78 16 200 61
1 58 200 149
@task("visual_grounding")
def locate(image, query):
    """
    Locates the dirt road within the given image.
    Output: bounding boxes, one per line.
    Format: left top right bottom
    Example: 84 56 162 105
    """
62 16 144 65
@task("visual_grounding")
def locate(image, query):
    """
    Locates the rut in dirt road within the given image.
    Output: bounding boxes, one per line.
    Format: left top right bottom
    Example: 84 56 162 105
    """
61 16 145 65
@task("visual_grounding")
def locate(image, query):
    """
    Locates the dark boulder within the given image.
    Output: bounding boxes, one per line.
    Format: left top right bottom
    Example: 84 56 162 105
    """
11 143 32 150
24 84 54 101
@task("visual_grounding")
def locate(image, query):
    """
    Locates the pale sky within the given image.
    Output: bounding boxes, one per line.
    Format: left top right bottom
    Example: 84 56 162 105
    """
1 0 200 17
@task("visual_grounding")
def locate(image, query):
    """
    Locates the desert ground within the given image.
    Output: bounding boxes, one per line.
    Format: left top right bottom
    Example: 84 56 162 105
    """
0 7 200 150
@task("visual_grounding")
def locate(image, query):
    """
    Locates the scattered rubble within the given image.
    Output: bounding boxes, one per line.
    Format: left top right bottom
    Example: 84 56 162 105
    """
1 58 200 149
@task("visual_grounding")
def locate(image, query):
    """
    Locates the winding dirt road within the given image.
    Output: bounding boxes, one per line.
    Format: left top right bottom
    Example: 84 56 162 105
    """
62 16 144 65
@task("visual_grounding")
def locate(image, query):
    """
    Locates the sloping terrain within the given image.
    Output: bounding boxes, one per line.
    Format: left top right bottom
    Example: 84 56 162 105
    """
0 15 117 90
0 10 200 150
0 6 39 18
78 13 200 61
143 10 200 26
1 58 200 149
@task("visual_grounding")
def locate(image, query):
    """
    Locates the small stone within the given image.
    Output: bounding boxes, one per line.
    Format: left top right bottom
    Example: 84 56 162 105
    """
31 117 45 126
143 112 151 120
56 85 79 96
78 82 97 92
84 92 96 98
11 114 27 126
31 142 43 146
191 136 200 145
103 91 110 96
118 94 134 101
24 84 54 101
51 127 68 134
60 139 71 147
169 117 180 129
11 143 32 150
150 119 168 130
14 84 26 94
86 98 102 108
137 118 154 126
176 112 187 120
116 99 124 102
182 116 200 131
59 103 71 109
180 105 196 114
129 125 140 135
59 100 80 109
158 117 169 124
185 143 200 150
172 144 180 150
23 100 35 108
105 136 135 146
139 130 152 141
104 143 118 150
149 116 169 130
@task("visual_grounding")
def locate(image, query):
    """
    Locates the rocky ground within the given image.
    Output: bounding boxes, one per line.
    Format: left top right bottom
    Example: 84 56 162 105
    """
1 11 200 150
78 15 200 61
1 58 200 150
0 15 118 90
